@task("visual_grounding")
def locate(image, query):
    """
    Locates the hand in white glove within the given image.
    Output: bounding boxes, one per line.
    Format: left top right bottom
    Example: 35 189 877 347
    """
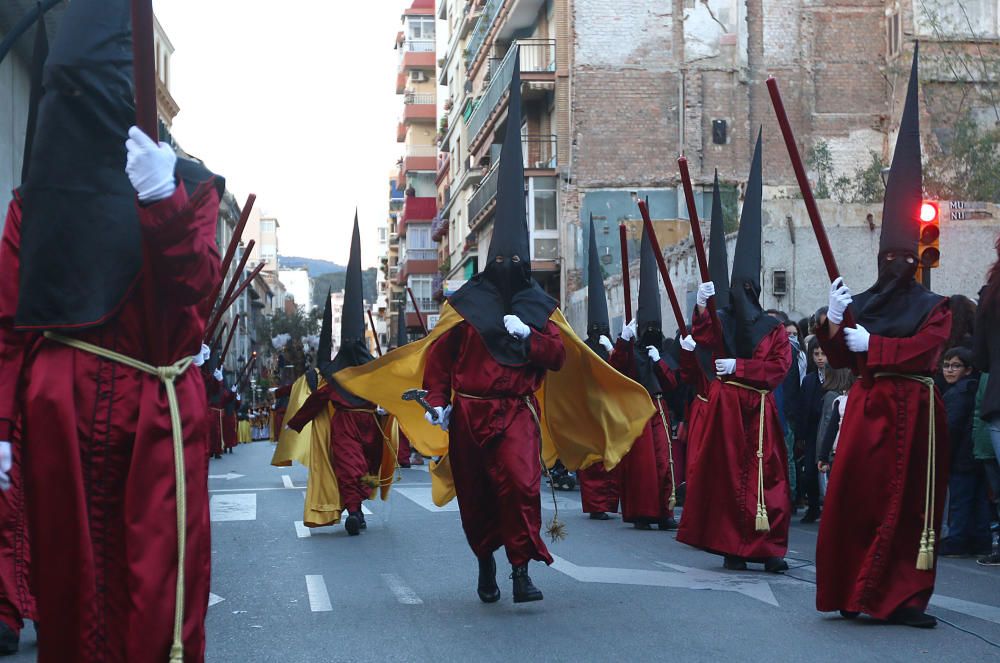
235 393 241 402
598 335 613 353
697 281 716 308
844 324 870 353
424 405 452 431
231 385 238 393
621 319 637 342
827 277 853 326
679 335 697 352
125 126 177 203
213 368 223 382
715 358 737 376
503 315 531 340
0 441 10 492
193 343 210 367
646 346 661 363
376 406 387 416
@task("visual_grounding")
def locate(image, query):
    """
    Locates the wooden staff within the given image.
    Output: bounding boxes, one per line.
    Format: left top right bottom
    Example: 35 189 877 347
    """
216 262 266 316
766 77 856 328
619 223 633 323
211 323 228 353
129 0 157 138
367 311 383 357
204 240 256 341
206 194 257 315
237 354 257 389
678 157 723 340
219 314 240 364
637 199 688 336
406 287 428 334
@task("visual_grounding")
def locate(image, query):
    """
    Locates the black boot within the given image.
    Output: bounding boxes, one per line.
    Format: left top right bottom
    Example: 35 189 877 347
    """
511 565 543 603
888 607 937 628
764 557 789 573
0 621 18 654
589 512 611 520
800 507 820 524
344 512 361 536
658 516 679 531
839 610 860 620
723 556 748 571
477 554 500 603
358 512 367 530
633 521 653 530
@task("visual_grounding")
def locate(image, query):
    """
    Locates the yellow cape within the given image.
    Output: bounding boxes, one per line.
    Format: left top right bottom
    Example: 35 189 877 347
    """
270 372 399 527
336 303 654 506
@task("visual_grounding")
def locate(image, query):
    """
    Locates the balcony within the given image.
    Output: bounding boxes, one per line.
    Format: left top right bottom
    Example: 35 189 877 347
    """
465 134 555 229
399 195 437 235
467 161 500 228
462 230 479 257
397 255 439 285
402 91 436 123
400 39 437 72
402 145 438 174
466 39 556 150
465 0 505 71
435 152 451 185
431 213 448 242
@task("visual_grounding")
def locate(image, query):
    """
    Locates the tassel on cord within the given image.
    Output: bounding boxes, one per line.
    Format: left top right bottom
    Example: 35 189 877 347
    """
523 396 567 543
360 474 381 490
916 377 937 570
656 398 678 511
753 388 770 532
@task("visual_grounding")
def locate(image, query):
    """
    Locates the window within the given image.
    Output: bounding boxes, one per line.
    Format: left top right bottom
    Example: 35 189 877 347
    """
407 275 434 313
407 225 436 261
529 176 558 261
409 16 435 41
261 220 275 233
887 12 900 58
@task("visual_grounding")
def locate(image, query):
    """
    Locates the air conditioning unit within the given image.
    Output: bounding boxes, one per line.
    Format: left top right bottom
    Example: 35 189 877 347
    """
411 70 428 83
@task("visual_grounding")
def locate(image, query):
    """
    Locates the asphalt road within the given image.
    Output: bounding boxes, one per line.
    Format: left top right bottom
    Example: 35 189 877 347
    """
9 440 1000 661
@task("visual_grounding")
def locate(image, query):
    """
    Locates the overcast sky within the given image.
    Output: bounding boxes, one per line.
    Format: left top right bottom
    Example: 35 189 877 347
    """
153 0 412 268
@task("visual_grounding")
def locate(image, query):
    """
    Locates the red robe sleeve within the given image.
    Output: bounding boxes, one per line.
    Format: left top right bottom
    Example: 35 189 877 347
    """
654 359 680 391
526 320 566 371
691 308 724 354
285 383 334 432
423 325 461 409
138 181 222 308
865 303 952 373
816 324 857 370
0 198 30 441
733 324 792 391
679 347 709 395
608 338 633 375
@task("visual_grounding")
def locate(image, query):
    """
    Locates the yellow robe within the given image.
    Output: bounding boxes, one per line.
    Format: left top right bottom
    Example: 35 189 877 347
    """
336 303 654 506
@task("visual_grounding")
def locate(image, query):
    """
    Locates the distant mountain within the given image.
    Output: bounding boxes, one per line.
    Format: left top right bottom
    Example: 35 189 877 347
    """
312 269 378 308
279 256 345 277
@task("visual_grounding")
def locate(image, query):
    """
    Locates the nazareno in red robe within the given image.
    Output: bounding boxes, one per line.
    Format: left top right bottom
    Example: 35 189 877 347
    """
815 303 951 620
423 320 566 567
0 183 220 663
577 461 619 515
286 382 385 513
677 346 713 496
608 338 679 524
203 372 224 457
221 390 237 451
0 421 36 637
677 310 792 560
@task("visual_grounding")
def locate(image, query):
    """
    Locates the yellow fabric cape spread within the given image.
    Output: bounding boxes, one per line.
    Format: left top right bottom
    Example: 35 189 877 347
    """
336 302 654 506
270 372 398 527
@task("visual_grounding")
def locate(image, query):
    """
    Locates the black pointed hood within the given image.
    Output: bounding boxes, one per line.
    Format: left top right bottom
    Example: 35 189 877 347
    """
851 43 944 337
395 305 409 348
709 170 730 310
633 225 668 394
20 16 48 184
326 214 374 404
448 47 557 366
585 215 611 358
316 289 333 371
720 130 779 358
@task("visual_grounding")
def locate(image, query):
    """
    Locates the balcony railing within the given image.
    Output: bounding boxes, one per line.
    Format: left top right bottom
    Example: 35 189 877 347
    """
465 40 556 146
403 248 438 262
467 161 500 224
431 213 448 241
465 0 505 70
403 92 436 105
402 39 435 52
405 144 439 159
406 296 436 313
522 134 556 170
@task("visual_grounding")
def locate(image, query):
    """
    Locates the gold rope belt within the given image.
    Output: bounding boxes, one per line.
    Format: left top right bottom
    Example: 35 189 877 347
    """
696 394 709 403
875 372 938 571
653 395 678 510
45 331 194 663
723 380 771 532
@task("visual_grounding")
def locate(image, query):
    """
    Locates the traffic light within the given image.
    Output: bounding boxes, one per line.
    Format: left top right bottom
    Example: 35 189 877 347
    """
918 200 940 269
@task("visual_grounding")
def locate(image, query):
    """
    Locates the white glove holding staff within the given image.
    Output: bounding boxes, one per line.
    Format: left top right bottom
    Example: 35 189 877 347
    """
827 277 852 326
598 335 613 353
621 319 637 342
697 282 716 308
844 324 871 353
424 405 452 432
125 126 177 203
503 315 531 340
679 335 697 352
646 346 661 363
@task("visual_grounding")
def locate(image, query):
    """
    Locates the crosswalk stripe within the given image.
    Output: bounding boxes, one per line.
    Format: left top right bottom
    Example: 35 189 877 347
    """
282 474 294 488
294 521 311 538
305 575 332 612
210 493 257 522
381 573 423 605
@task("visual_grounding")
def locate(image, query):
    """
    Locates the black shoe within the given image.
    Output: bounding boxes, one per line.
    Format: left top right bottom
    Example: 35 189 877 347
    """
0 622 18 654
511 565 543 603
344 512 361 536
358 512 367 530
800 508 820 524
724 556 748 571
977 552 1000 566
839 610 860 620
765 557 789 573
477 554 500 603
888 607 937 628
589 512 611 521
658 517 679 531
633 521 653 530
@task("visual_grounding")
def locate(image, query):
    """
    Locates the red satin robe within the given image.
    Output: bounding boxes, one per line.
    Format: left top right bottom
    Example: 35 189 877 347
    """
203 372 224 457
577 462 619 515
286 383 385 513
608 339 678 524
221 391 237 451
0 183 220 663
677 312 792 560
678 348 711 494
815 303 951 620
423 320 566 567
0 424 35 636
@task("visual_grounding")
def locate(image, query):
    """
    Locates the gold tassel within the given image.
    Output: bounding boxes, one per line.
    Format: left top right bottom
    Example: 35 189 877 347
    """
360 473 380 489
546 517 567 543
916 529 932 570
756 511 771 532
524 396 568 544
668 491 677 511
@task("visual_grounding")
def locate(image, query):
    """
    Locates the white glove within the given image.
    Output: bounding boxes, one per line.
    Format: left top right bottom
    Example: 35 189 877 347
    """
598 335 613 353
715 358 736 376
621 319 637 342
192 344 210 368
646 346 661 363
680 335 697 352
0 441 10 492
424 405 452 431
844 324 870 353
235 393 241 402
827 277 853 326
213 368 223 382
231 385 238 393
125 126 177 203
376 406 387 416
697 281 716 308
503 315 531 340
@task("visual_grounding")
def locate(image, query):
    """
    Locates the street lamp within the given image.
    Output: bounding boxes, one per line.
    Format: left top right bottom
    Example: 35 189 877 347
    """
880 167 891 187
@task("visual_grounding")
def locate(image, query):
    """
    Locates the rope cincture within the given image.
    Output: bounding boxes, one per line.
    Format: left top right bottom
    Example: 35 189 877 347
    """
876 373 938 571
654 396 678 511
45 332 194 663
723 380 771 533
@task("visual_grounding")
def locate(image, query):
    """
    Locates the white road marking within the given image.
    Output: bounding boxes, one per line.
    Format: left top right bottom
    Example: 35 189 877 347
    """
305 575 332 612
208 472 245 481
551 555 780 606
541 495 582 511
406 464 429 473
208 593 225 608
930 594 1000 625
294 521 311 538
394 486 460 512
381 573 424 605
362 504 374 516
282 475 294 488
210 494 257 522
209 486 298 494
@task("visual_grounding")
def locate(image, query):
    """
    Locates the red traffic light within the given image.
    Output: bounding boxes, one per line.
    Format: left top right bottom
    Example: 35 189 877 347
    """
918 200 940 269
919 201 939 223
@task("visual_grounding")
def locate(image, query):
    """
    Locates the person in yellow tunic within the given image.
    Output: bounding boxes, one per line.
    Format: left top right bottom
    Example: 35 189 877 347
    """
337 57 653 604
